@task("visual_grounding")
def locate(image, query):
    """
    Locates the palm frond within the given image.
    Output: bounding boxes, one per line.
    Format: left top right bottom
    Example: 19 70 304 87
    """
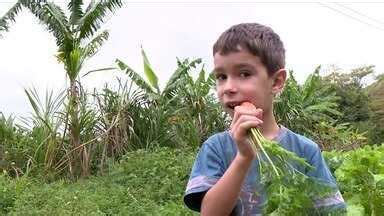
196 65 215 95
207 71 216 87
196 65 206 85
115 59 155 95
68 0 84 25
302 68 320 101
0 1 23 36
162 65 189 98
83 0 96 13
83 30 109 57
162 58 202 98
30 2 73 48
82 67 116 77
78 0 122 39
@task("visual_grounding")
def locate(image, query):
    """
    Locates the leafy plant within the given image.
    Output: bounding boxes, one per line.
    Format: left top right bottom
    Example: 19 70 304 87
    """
1 0 123 178
334 145 384 215
2 147 197 215
22 88 65 176
365 73 384 144
323 65 373 123
312 121 367 151
0 113 31 177
117 49 227 149
274 68 340 138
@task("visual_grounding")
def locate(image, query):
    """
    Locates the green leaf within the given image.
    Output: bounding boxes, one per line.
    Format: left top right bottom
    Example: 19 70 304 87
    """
83 30 109 57
78 0 122 39
162 58 201 98
68 0 83 25
0 1 23 36
66 48 84 81
115 58 128 70
33 2 73 48
141 47 160 94
115 58 155 95
82 67 116 77
374 174 384 184
196 65 206 85
346 204 364 216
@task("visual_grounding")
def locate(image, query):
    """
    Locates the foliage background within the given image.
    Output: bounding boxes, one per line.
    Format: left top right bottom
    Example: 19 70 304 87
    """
0 1 383 215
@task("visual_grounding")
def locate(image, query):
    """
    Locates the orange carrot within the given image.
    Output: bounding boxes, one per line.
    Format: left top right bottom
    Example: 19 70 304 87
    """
241 101 256 110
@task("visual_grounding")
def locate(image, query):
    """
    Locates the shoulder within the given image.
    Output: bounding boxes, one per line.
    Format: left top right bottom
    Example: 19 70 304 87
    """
205 131 232 144
280 127 338 184
197 131 236 168
278 126 320 160
202 131 234 151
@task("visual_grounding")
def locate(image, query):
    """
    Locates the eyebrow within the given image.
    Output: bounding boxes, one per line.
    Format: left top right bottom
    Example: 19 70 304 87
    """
212 67 225 74
233 63 254 70
212 63 256 74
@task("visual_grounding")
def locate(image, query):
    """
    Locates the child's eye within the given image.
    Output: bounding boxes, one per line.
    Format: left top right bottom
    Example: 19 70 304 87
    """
239 71 251 78
215 73 227 81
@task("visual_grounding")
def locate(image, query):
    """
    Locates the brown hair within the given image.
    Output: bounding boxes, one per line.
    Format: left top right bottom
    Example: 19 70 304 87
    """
213 23 285 76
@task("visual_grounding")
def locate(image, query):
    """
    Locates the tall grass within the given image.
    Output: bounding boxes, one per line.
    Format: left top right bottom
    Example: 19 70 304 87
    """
23 87 65 177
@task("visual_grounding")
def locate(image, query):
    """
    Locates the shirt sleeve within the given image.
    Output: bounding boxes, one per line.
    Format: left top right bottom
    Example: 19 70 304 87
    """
307 145 347 214
183 137 226 212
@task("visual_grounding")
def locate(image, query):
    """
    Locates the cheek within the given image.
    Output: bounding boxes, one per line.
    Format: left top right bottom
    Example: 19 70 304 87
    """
245 86 266 104
217 93 225 105
216 86 224 99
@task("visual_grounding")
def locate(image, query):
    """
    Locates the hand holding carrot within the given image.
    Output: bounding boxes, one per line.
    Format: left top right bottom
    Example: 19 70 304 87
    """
230 102 263 161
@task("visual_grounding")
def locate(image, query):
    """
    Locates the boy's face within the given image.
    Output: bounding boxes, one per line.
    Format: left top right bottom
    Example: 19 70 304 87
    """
213 49 282 117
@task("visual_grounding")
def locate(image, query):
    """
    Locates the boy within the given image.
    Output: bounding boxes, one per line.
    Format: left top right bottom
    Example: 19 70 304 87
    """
183 23 346 215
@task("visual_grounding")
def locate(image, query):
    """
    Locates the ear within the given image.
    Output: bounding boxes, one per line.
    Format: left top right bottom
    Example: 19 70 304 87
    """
271 69 286 95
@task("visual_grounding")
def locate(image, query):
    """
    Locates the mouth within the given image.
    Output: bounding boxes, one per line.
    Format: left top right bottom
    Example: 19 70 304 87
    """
225 101 242 110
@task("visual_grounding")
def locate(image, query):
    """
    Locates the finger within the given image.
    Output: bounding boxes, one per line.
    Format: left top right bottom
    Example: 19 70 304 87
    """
230 115 263 136
231 119 263 148
237 118 263 136
234 106 263 119
230 108 263 130
231 114 257 130
232 105 254 127
231 114 264 130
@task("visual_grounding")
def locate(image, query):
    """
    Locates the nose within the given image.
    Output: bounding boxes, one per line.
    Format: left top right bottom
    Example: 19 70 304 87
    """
223 77 238 95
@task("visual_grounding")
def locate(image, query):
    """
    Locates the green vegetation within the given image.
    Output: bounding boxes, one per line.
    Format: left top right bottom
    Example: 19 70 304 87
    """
0 147 197 215
1 1 383 215
324 145 384 215
1 0 124 178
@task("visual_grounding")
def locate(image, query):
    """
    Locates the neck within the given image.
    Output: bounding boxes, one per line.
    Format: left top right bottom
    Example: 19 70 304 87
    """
259 109 280 140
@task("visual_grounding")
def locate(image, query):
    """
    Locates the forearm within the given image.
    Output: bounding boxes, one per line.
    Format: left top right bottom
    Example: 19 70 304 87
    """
201 154 252 216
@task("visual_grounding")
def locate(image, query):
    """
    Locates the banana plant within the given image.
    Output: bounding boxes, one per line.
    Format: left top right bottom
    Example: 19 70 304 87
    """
117 49 227 148
1 0 123 177
274 67 341 137
115 49 203 149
